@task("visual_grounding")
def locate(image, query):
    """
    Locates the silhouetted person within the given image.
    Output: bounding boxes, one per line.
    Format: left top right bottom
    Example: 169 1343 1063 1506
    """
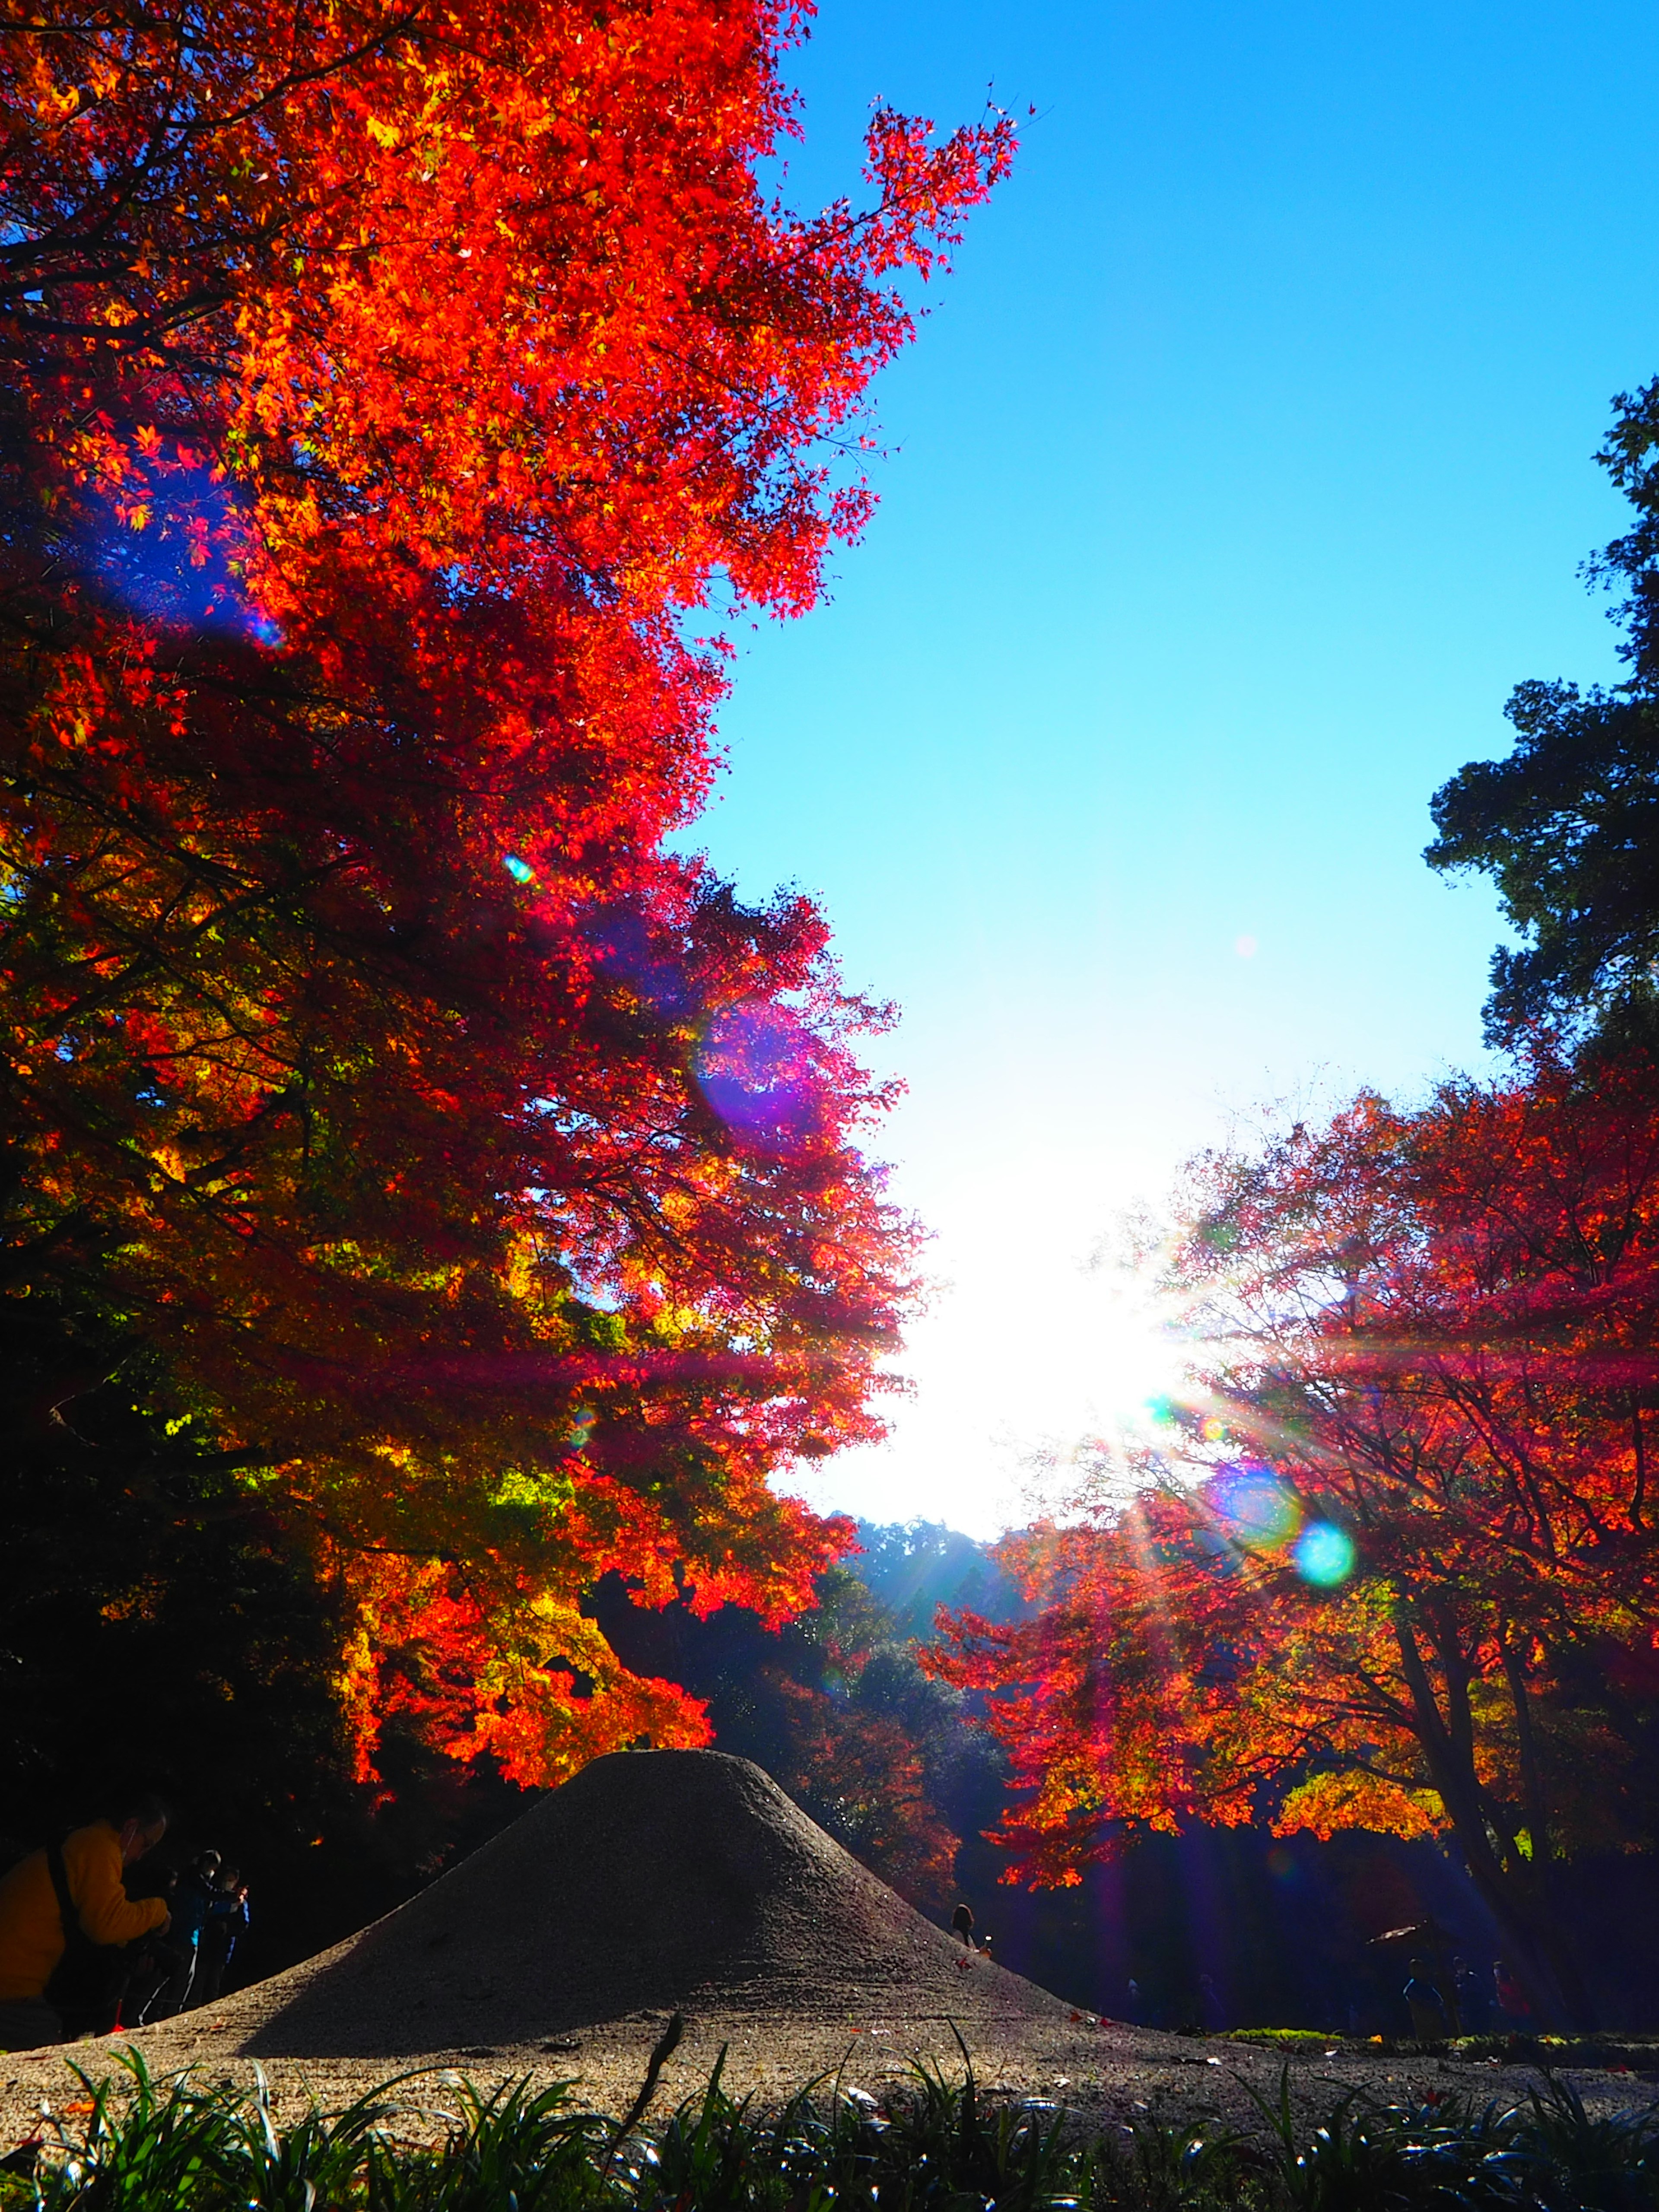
1494 1960 1532 2031
1454 1956 1487 2035
0 1790 172 2050
137 1851 222 2023
192 1867 248 2004
950 1902 975 1950
1403 1958 1447 2040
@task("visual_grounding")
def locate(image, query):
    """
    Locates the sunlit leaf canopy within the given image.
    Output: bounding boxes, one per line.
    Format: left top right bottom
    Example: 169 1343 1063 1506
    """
933 1045 1659 2023
0 0 1013 1780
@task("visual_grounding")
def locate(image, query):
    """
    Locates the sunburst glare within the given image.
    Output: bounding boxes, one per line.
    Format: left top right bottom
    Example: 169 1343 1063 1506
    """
1091 1286 1198 1440
1020 1233 1213 1516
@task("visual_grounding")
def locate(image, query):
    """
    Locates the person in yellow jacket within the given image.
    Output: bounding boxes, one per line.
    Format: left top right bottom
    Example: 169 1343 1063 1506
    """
0 1792 172 2051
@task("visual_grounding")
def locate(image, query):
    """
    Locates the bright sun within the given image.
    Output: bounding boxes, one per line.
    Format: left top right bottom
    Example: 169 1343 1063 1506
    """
1090 1294 1196 1432
1014 1262 1206 1516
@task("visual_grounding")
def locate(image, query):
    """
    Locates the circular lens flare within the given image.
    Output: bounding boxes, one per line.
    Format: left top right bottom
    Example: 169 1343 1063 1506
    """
1210 1464 1302 1550
1294 1521 1355 1586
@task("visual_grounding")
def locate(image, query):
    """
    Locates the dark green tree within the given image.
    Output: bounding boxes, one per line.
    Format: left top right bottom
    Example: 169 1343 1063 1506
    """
1429 384 1659 1042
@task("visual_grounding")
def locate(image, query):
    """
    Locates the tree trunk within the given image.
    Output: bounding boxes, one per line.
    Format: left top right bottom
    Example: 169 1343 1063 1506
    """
1440 1807 1595 2031
1393 1608 1595 2030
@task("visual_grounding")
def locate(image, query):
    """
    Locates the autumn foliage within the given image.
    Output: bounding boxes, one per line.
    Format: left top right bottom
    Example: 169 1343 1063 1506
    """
0 0 1011 1783
934 1048 1659 2024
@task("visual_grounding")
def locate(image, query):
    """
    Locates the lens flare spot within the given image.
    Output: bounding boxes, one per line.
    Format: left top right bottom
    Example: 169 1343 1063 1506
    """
1294 1521 1355 1586
694 1001 820 1156
1210 1464 1301 1550
1234 933 1258 958
504 854 535 884
83 462 277 643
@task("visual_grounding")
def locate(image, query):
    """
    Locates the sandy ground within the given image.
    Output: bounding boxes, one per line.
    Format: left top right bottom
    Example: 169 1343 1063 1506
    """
5 2006 1651 2151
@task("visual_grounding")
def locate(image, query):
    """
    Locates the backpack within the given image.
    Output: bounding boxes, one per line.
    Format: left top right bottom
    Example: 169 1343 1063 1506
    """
41 1837 133 2031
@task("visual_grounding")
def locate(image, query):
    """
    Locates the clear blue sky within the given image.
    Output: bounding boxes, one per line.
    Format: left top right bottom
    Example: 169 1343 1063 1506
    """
692 0 1659 1537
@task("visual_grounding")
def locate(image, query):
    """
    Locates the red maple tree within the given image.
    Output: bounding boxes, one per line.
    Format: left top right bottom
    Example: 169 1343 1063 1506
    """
934 1047 1659 2026
0 0 1013 1779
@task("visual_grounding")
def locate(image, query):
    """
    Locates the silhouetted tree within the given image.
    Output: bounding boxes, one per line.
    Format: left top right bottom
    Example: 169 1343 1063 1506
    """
1430 384 1659 1042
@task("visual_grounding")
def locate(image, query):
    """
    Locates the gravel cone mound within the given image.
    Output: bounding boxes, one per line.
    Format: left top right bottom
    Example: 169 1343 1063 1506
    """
204 1750 1071 2057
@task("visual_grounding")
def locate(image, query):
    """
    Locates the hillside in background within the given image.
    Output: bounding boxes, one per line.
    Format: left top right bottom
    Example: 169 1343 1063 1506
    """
849 1521 1034 1640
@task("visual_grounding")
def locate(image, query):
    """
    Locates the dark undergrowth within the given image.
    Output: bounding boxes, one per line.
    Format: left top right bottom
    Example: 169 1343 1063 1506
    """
1223 2030 1659 2077
4 2028 1659 2212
